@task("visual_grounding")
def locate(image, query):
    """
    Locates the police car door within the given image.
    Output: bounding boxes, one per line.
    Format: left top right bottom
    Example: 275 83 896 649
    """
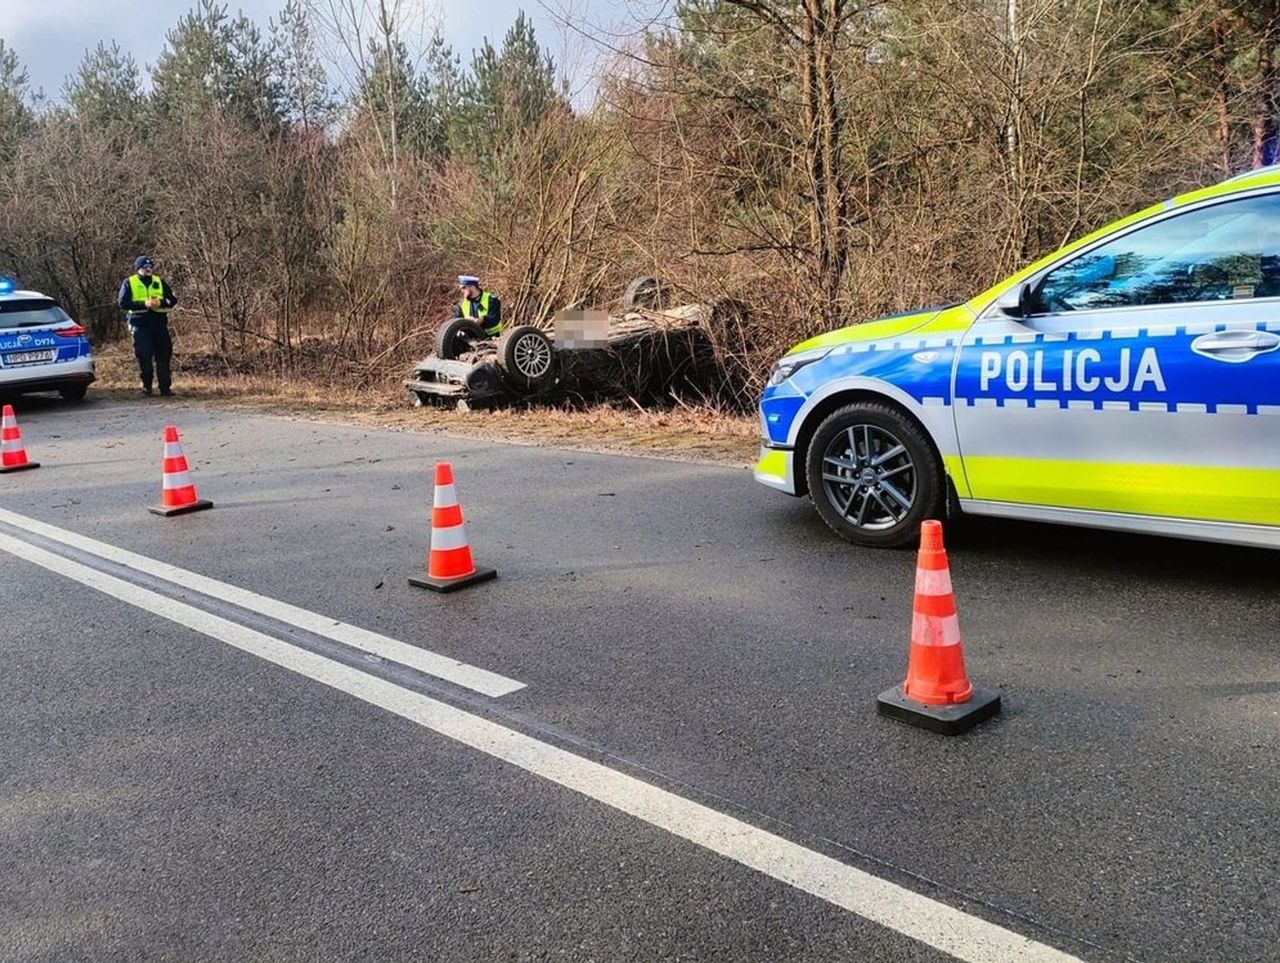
953 188 1280 531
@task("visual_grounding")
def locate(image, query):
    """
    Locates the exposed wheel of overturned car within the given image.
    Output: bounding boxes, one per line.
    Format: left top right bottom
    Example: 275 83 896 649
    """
804 401 944 548
495 324 555 390
621 275 668 312
435 317 487 360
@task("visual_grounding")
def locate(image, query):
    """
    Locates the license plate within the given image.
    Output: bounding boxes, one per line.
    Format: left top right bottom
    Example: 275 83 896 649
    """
3 350 56 366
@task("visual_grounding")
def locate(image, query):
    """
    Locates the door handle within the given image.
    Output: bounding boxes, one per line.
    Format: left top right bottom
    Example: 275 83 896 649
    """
1190 330 1280 363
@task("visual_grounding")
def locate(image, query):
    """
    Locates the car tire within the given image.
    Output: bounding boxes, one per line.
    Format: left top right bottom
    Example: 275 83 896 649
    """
804 401 944 548
495 325 555 390
622 275 668 312
436 318 487 360
60 384 88 402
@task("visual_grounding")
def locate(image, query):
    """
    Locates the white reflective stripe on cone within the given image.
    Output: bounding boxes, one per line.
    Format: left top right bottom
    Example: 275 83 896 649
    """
163 470 193 489
433 483 459 507
164 442 184 458
911 612 962 647
430 523 469 551
1 439 22 453
914 568 953 597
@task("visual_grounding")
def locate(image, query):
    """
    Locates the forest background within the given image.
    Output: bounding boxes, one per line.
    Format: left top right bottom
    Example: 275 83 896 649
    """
2 0 1278 408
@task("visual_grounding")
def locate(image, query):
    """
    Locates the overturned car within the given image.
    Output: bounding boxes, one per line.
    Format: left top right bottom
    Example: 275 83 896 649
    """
405 278 736 409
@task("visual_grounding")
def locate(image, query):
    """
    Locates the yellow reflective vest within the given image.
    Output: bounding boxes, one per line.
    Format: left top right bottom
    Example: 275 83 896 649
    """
459 291 500 335
128 274 169 314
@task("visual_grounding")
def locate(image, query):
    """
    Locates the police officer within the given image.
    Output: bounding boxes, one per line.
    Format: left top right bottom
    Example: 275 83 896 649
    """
454 275 502 336
118 256 177 396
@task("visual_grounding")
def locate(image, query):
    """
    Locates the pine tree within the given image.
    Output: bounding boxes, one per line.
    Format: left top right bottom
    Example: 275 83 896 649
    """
452 11 564 162
272 0 334 130
64 41 144 130
418 30 463 161
151 0 284 132
152 1 238 121
227 11 285 131
354 35 425 156
0 40 36 164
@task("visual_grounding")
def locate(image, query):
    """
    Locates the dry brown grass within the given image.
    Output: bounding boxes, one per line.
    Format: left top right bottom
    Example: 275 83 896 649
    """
94 344 759 466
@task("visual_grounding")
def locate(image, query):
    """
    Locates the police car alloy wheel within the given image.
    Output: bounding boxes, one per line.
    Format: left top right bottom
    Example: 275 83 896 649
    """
804 402 944 548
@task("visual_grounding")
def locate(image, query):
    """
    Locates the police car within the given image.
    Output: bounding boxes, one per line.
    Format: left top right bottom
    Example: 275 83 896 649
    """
0 278 95 402
756 167 1280 550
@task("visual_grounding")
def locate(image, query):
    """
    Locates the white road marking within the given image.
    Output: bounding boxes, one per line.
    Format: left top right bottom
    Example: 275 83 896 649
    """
0 508 523 698
0 530 1081 963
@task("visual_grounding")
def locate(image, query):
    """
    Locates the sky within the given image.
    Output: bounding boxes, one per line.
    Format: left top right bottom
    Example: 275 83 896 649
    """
1 0 666 108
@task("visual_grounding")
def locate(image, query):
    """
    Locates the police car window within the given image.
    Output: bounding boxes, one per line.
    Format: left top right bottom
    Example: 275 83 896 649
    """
1035 192 1280 312
0 299 72 328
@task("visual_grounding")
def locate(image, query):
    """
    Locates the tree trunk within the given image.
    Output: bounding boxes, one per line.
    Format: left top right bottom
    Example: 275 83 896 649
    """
1004 0 1029 262
1252 2 1280 167
801 0 848 328
1212 12 1233 173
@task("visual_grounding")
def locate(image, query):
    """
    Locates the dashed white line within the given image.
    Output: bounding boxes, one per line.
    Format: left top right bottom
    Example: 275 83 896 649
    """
0 508 523 698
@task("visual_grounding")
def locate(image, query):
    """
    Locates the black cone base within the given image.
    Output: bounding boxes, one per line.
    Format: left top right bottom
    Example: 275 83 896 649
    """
409 565 497 593
0 461 40 473
149 499 214 517
876 685 1001 735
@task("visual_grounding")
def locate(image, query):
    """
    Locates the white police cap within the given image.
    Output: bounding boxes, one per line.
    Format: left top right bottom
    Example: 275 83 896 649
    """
458 275 480 287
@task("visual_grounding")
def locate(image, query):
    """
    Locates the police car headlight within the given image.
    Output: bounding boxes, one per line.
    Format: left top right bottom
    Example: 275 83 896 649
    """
768 349 830 386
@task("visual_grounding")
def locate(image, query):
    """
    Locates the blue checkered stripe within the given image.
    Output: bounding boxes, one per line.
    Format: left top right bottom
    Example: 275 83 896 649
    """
820 334 960 408
954 321 1280 415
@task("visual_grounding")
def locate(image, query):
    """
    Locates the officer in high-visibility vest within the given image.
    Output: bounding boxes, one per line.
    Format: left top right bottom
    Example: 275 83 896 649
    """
117 256 178 396
453 275 502 337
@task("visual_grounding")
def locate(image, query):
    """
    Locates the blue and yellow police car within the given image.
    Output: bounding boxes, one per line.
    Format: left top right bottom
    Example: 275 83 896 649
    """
0 278 95 402
756 168 1280 549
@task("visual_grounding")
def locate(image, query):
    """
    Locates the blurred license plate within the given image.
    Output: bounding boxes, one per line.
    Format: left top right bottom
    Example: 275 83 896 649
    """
4 350 56 365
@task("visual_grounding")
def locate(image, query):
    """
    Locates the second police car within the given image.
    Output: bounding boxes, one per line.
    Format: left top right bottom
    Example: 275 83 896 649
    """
0 278 95 402
755 167 1280 550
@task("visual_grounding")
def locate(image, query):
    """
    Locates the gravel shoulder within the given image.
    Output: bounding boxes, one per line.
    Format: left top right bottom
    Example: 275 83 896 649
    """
90 346 759 467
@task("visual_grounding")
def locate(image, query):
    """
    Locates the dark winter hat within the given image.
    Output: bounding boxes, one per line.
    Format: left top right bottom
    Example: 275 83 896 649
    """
134 256 154 270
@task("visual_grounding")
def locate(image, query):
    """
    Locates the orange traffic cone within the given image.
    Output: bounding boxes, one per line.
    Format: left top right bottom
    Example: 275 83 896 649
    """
0 404 39 473
408 461 496 593
148 424 213 516
876 520 1000 734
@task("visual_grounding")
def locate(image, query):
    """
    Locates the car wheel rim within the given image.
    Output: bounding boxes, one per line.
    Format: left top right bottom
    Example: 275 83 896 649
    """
514 335 552 378
820 425 916 531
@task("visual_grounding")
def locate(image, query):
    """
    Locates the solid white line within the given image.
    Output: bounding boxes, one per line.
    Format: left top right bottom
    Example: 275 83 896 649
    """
0 532 1079 963
0 508 523 698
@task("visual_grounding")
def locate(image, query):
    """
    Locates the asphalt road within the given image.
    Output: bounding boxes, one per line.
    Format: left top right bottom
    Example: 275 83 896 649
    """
1 396 1277 962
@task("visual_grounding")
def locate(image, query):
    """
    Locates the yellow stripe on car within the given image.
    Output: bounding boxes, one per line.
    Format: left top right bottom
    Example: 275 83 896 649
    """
962 457 1280 526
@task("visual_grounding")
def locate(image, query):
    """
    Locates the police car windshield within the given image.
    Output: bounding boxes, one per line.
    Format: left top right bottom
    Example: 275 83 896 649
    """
0 299 72 328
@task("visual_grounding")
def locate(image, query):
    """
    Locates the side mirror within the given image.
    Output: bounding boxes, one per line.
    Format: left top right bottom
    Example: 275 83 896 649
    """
995 281 1036 319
